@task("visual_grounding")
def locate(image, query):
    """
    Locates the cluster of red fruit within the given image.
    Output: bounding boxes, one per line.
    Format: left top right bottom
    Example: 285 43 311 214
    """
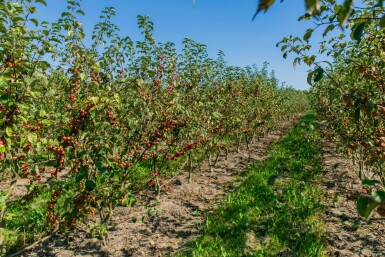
47 189 62 226
153 77 161 91
18 162 39 182
149 171 159 177
373 137 385 159
69 192 96 225
160 119 177 132
118 160 133 168
168 142 200 161
117 69 124 79
19 120 42 132
106 110 119 126
154 56 165 80
2 106 21 124
1 55 19 68
66 62 81 102
114 155 133 168
23 144 32 152
48 145 66 171
91 70 107 83
69 108 91 133
73 193 92 206
118 193 126 204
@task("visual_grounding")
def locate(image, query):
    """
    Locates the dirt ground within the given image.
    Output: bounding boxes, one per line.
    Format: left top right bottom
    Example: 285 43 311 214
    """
21 119 298 257
321 141 385 257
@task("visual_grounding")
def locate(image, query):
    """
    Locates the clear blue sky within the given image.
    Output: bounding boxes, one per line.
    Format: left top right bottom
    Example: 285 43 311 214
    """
37 1 319 90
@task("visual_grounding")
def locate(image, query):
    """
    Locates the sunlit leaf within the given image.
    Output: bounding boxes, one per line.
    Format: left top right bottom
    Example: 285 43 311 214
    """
337 0 354 25
357 196 380 218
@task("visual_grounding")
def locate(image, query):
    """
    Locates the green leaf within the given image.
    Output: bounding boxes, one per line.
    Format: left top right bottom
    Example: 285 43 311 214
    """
372 190 385 203
357 196 380 218
352 22 366 43
367 103 376 116
362 179 382 187
95 161 108 173
30 18 38 26
63 197 74 212
18 115 27 123
27 133 37 144
268 174 279 185
5 138 11 150
213 112 222 118
5 127 13 137
35 0 47 5
130 198 137 207
39 109 47 117
307 71 314 86
355 107 361 121
379 14 385 28
337 0 353 25
303 29 313 42
0 76 7 88
322 24 335 37
375 0 383 8
85 180 96 191
321 61 333 70
75 168 88 183
314 67 324 82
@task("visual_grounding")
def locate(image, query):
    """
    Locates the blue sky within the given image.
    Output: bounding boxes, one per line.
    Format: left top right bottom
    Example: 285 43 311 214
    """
37 1 319 90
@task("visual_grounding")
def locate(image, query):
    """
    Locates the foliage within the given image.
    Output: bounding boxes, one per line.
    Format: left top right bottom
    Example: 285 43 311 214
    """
0 0 308 255
255 0 383 29
277 0 385 218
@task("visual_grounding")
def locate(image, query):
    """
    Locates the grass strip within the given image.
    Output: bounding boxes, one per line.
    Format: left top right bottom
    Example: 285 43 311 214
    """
179 112 327 257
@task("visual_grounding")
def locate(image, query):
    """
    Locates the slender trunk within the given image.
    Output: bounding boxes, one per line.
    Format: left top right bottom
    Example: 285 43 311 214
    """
154 158 160 199
250 133 255 144
358 157 365 180
188 152 193 184
214 151 220 166
208 154 214 173
237 138 241 153
108 202 113 222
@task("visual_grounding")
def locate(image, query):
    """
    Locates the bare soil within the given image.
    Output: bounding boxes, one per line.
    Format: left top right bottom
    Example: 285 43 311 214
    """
21 119 298 257
321 141 385 257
